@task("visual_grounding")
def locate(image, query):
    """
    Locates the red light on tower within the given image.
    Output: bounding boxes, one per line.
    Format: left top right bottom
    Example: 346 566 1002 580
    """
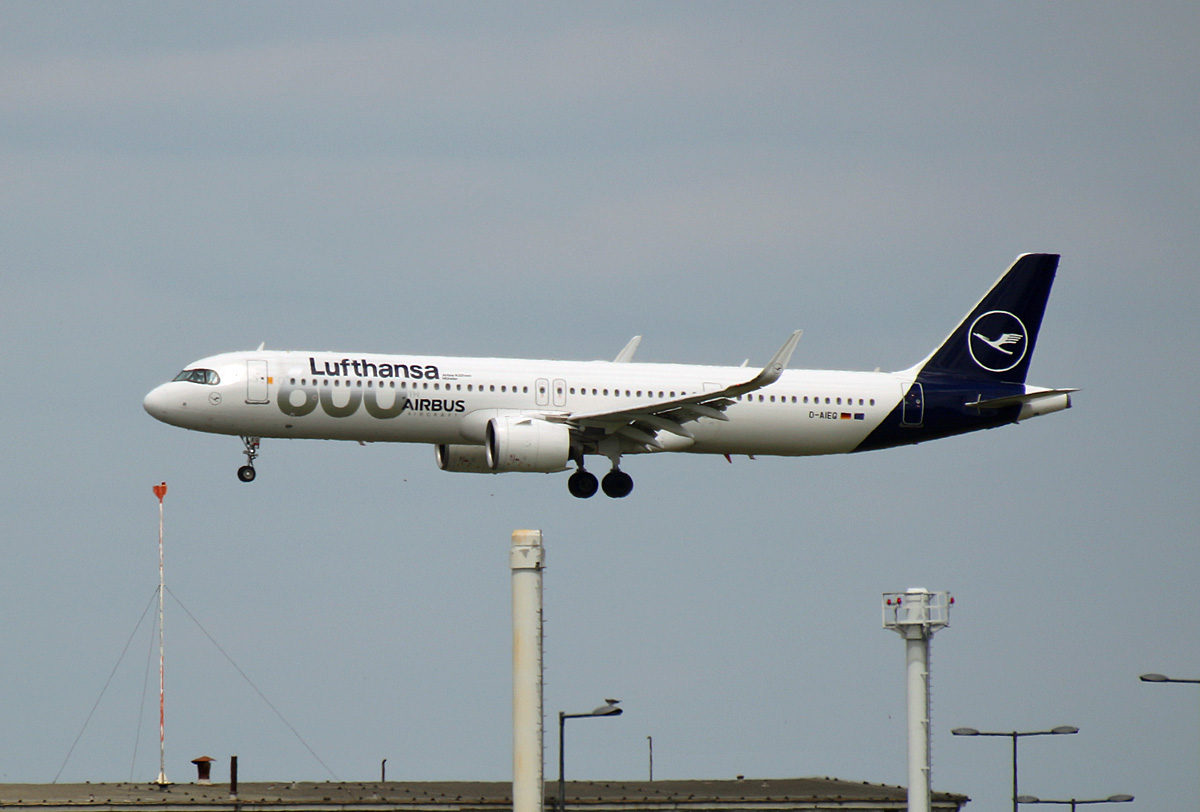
153 482 167 502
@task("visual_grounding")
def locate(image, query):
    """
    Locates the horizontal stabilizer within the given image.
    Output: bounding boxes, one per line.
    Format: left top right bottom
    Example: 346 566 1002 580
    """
966 388 1078 410
967 388 1076 421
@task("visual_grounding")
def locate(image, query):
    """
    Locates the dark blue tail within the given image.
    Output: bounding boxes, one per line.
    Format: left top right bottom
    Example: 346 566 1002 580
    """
916 253 1059 385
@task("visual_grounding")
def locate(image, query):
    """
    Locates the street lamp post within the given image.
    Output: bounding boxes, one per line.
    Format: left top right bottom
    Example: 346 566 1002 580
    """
1018 794 1134 812
1140 672 1200 809
951 726 1079 812
1140 674 1200 685
558 700 622 812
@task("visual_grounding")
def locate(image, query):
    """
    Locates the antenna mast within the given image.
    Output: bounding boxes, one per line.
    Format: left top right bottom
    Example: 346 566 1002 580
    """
153 483 170 787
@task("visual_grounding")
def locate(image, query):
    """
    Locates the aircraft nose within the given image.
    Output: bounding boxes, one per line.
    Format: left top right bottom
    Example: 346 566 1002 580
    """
143 384 174 421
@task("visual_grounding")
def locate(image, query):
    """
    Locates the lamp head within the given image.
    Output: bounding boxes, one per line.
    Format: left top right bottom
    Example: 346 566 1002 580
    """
592 700 622 716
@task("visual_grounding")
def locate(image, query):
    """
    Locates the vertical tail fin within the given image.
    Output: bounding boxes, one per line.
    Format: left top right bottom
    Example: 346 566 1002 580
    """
916 253 1059 384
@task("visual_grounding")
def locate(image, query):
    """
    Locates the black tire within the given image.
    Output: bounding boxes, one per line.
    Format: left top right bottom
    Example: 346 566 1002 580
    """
568 470 599 499
601 469 633 498
237 465 257 482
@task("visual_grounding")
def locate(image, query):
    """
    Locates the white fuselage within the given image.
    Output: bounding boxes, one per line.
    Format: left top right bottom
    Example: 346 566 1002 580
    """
143 350 906 458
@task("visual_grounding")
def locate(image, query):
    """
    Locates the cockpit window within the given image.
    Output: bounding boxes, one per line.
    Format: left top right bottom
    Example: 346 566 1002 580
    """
173 368 220 385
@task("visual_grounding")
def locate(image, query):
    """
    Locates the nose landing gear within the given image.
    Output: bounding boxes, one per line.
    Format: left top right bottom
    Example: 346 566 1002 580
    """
237 436 260 482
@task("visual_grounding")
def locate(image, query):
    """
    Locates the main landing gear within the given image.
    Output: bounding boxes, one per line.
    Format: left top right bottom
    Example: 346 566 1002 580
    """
237 436 260 482
567 465 634 499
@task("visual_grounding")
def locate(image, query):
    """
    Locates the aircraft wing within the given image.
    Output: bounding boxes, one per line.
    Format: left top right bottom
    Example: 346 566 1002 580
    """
559 330 802 448
613 336 642 363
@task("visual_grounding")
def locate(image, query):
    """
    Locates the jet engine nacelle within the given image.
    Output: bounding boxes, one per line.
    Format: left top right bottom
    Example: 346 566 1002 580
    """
486 415 571 473
435 443 493 473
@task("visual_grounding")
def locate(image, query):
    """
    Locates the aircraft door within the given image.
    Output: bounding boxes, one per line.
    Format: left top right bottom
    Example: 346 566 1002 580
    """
901 382 924 427
535 378 550 407
553 379 567 407
246 360 270 404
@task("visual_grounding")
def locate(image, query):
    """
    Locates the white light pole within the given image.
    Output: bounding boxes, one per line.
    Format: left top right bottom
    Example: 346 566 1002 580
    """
512 530 546 812
883 588 952 812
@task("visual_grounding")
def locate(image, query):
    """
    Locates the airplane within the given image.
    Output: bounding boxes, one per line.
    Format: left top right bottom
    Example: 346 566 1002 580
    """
143 253 1074 498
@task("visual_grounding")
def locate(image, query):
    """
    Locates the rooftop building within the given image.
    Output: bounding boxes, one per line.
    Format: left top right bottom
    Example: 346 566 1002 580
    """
0 779 967 812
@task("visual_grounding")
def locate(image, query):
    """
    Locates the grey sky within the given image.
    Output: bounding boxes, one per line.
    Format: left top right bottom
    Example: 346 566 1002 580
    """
2 2 1198 810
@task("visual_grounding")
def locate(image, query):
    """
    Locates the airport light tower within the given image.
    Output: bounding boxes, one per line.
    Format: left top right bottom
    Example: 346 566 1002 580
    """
511 530 546 812
883 588 953 812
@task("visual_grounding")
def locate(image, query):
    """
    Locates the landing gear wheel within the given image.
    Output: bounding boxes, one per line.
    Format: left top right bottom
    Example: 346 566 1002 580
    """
601 469 634 499
568 470 599 499
238 436 261 483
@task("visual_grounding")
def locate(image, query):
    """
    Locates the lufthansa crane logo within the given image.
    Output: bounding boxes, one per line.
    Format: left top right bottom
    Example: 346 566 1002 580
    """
968 310 1028 373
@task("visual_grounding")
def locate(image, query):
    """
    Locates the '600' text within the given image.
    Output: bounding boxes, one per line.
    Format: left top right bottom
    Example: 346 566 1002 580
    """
278 381 464 418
